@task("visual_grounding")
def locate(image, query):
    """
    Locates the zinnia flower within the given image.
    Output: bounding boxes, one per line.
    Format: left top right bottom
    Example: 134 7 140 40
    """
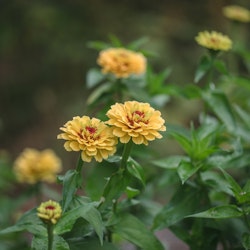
97 47 146 78
106 101 166 145
223 5 250 23
57 116 117 162
13 148 62 184
37 200 62 224
195 31 232 51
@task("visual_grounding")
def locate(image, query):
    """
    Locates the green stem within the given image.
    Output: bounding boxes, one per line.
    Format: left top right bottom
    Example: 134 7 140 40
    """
242 206 250 232
120 140 133 170
47 223 54 250
76 155 84 173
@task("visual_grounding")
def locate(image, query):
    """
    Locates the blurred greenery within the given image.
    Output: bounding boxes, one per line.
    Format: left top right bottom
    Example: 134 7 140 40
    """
1 0 244 155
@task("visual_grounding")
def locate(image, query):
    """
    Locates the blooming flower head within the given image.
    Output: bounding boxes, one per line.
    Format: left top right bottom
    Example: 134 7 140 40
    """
223 5 250 23
13 148 62 184
195 31 232 51
106 101 166 145
37 200 62 224
97 47 146 78
57 116 117 162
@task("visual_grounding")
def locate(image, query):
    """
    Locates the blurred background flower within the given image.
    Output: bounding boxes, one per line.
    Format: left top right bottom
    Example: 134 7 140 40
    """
13 148 62 184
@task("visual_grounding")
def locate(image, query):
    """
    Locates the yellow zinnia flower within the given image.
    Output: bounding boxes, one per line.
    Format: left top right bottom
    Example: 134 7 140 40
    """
13 148 62 184
57 116 117 162
37 200 62 224
97 47 146 78
106 101 166 145
195 31 232 51
223 5 250 23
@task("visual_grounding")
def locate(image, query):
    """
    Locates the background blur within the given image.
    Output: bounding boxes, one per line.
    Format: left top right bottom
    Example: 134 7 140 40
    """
0 0 249 160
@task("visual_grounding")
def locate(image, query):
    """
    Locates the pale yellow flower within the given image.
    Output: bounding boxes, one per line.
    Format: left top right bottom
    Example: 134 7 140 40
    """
13 148 62 184
106 101 166 145
97 48 146 78
57 116 117 162
37 200 62 224
195 31 232 51
223 5 250 23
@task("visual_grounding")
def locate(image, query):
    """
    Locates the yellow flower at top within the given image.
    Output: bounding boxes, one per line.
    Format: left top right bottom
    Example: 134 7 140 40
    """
195 31 232 51
106 101 166 145
57 116 117 162
97 48 147 78
37 200 62 224
223 5 250 23
13 148 62 184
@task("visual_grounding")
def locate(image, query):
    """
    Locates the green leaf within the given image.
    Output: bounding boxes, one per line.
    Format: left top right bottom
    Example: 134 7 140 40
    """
242 232 250 250
177 160 202 184
31 235 70 250
54 203 104 245
127 157 145 186
86 82 112 105
202 89 236 132
187 205 243 219
153 184 206 230
0 208 46 236
99 171 128 210
168 126 191 155
194 55 211 83
152 155 187 169
214 59 228 75
125 186 140 199
219 168 242 200
62 170 82 212
127 36 149 50
67 237 119 250
86 68 105 89
110 214 164 250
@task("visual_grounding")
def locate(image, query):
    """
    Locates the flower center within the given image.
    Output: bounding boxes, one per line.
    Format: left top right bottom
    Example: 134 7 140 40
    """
46 205 55 210
127 110 148 126
86 126 97 134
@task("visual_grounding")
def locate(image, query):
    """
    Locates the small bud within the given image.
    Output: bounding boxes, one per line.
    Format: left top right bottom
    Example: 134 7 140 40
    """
37 200 62 225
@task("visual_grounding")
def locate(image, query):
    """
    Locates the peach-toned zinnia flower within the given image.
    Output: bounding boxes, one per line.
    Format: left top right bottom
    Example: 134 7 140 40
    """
195 31 232 51
106 101 166 145
13 148 62 184
57 116 117 162
223 5 250 23
97 48 146 78
37 200 62 224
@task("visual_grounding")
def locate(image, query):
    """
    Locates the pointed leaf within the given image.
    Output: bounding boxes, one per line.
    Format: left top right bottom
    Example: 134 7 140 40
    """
187 205 243 219
202 90 236 132
31 235 70 250
177 160 201 184
242 232 250 250
55 203 104 244
153 184 205 230
194 55 211 83
111 214 164 250
0 208 46 236
127 157 145 185
62 170 82 212
86 68 105 89
99 171 128 210
152 155 187 169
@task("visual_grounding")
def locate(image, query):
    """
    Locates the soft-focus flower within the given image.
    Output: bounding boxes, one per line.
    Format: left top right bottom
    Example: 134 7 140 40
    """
195 31 232 51
106 101 166 145
57 116 117 162
223 5 250 23
97 47 146 78
13 148 62 184
37 200 62 224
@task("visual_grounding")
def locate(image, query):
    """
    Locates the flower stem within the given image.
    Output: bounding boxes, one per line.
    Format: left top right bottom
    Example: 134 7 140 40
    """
47 223 54 250
76 155 84 173
120 140 133 170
